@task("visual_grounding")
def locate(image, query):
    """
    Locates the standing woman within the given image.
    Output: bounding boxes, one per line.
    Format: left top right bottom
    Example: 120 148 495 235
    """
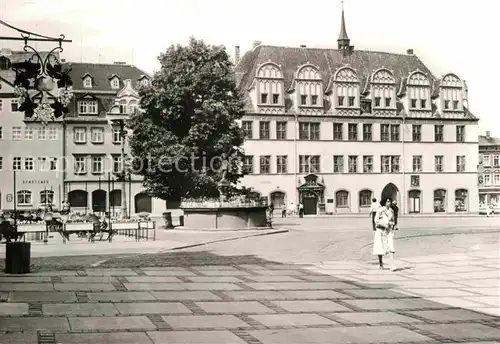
373 198 396 270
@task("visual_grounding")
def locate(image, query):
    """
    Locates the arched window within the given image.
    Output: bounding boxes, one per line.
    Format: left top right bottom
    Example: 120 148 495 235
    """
135 192 152 213
270 191 286 209
256 63 284 107
17 190 32 206
296 64 322 107
336 190 349 208
407 71 431 110
333 67 359 109
359 190 372 208
92 190 107 213
455 189 468 212
110 190 122 207
433 189 446 213
68 190 88 208
40 190 54 205
441 73 463 111
371 68 396 109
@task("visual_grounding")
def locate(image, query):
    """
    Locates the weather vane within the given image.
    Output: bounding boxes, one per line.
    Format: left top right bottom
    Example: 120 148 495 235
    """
0 20 73 125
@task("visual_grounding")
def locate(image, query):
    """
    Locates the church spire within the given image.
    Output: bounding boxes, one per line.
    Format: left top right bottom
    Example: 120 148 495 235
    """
338 1 352 54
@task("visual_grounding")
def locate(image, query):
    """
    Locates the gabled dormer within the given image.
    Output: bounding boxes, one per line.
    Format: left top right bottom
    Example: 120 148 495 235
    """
82 73 93 89
406 70 431 113
370 68 397 114
292 63 323 115
138 75 150 87
440 73 464 112
109 74 121 90
331 66 359 115
248 61 285 114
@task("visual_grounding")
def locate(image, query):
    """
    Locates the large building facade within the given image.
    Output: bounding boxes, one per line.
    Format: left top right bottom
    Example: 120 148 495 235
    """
0 51 166 216
478 131 500 210
235 9 479 215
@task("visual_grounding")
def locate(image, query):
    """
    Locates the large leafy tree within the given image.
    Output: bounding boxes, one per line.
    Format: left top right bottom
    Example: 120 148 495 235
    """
129 37 246 202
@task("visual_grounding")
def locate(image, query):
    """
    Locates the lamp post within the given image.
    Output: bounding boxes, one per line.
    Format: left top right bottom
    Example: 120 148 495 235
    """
108 115 128 220
43 211 53 244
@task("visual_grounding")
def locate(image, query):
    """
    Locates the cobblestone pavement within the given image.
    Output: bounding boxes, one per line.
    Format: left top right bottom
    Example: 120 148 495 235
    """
0 251 498 344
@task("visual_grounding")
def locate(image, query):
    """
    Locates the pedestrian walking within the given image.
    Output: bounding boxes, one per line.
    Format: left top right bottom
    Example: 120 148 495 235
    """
369 198 379 231
373 198 397 271
391 200 399 230
281 208 287 218
298 202 304 218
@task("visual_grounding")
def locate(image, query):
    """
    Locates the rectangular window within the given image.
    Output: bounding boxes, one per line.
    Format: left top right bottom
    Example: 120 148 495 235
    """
391 156 400 172
91 127 104 143
348 123 358 141
113 155 122 173
74 156 86 174
260 93 268 104
11 99 19 111
363 156 373 173
390 124 400 141
412 155 422 172
38 127 46 140
276 155 288 173
17 191 32 205
484 174 491 186
13 157 22 170
348 96 355 107
272 93 279 104
434 125 444 142
112 128 121 143
311 95 318 105
337 96 344 107
456 155 466 172
276 121 287 140
420 99 427 108
385 97 391 107
456 125 465 142
12 127 21 140
494 174 500 185
362 124 372 141
435 155 444 172
74 127 87 143
493 155 499 167
24 127 34 140
453 100 459 110
374 97 381 107
48 127 57 140
50 157 57 171
483 155 491 167
411 99 417 108
381 156 400 173
444 100 450 109
333 123 343 141
0 157 2 171
412 125 421 142
243 156 253 174
38 157 48 171
299 122 320 140
259 121 270 139
333 155 344 173
91 156 103 174
24 157 34 171
300 95 307 105
78 100 98 115
242 121 253 138
348 156 358 173
299 155 320 173
380 124 390 141
259 155 271 174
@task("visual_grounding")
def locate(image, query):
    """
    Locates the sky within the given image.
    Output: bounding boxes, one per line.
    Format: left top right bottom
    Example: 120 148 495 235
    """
1 0 499 136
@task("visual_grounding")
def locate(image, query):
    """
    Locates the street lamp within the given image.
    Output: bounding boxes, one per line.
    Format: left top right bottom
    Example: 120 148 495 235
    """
108 113 128 220
0 20 73 125
43 212 53 244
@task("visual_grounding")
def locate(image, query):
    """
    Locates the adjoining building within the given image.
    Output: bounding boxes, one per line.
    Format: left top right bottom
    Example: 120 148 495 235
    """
478 131 500 212
0 50 166 216
234 8 479 215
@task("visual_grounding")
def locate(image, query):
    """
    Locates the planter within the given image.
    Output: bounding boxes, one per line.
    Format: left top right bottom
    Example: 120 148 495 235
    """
5 242 31 274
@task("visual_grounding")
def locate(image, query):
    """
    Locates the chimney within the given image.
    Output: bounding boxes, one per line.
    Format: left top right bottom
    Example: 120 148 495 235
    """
486 131 491 139
252 41 262 49
234 46 241 65
113 61 126 65
300 45 307 48
406 49 414 55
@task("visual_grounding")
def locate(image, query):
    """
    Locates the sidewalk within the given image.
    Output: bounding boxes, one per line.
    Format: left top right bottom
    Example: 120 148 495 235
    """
0 251 498 343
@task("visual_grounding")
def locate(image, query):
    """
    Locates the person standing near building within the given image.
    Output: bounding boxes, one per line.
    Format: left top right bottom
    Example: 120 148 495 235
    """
298 202 304 218
391 200 399 230
369 198 379 231
373 198 396 271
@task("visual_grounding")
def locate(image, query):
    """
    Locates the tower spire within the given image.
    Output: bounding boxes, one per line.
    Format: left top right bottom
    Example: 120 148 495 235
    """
337 1 352 54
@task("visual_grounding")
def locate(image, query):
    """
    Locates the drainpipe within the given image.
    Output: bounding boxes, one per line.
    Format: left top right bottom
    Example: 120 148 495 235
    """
294 114 298 205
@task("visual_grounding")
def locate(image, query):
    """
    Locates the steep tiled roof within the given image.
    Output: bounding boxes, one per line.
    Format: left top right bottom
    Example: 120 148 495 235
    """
63 62 150 91
479 135 500 146
235 45 436 93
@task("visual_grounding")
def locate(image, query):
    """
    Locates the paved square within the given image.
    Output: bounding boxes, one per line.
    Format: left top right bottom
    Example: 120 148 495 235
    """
162 315 250 329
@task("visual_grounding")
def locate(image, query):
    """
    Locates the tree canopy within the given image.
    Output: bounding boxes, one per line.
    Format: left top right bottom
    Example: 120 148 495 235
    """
128 37 247 201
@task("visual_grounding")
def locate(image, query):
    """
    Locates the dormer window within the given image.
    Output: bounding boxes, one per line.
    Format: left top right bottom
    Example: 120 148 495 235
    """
311 95 318 105
371 68 396 111
444 100 450 109
440 73 463 112
385 97 391 107
349 96 355 107
407 71 431 112
255 63 284 111
411 99 417 108
83 77 92 88
140 78 149 87
272 94 279 104
374 97 381 107
338 96 344 106
110 77 120 89
420 99 427 108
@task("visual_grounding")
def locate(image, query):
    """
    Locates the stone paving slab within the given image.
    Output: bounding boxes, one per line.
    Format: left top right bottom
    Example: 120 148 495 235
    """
250 313 338 326
329 311 423 324
162 314 250 329
55 332 154 344
147 330 247 344
150 291 222 301
196 301 276 314
123 276 186 283
0 283 54 291
0 303 29 316
406 309 497 321
115 302 192 314
54 283 117 291
42 303 119 316
68 315 156 331
0 317 70 331
0 332 38 344
87 291 156 302
9 291 77 302
271 300 351 312
413 323 500 341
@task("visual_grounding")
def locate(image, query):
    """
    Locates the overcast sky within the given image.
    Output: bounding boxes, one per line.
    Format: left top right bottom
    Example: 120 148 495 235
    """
1 0 498 136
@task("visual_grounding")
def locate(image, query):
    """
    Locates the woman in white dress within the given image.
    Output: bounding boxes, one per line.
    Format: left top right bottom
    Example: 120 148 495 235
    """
373 198 396 271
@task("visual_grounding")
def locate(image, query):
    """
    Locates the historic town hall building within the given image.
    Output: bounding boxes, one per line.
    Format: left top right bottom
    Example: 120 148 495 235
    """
235 9 479 215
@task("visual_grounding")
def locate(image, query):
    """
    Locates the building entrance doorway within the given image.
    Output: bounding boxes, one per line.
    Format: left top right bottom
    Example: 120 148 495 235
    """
381 183 399 205
302 194 318 215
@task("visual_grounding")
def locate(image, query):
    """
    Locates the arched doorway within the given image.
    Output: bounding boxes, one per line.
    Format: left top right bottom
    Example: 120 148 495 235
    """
381 183 399 205
408 190 421 213
68 190 88 208
135 192 152 213
270 191 286 210
434 189 446 212
92 190 106 213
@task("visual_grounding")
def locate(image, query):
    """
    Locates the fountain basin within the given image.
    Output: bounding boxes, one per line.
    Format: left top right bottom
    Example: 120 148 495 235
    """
180 205 268 230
